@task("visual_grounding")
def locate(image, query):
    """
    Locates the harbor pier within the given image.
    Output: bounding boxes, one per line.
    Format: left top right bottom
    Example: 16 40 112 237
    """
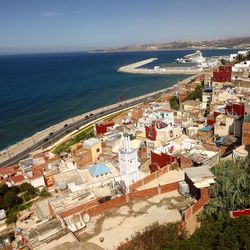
118 58 203 75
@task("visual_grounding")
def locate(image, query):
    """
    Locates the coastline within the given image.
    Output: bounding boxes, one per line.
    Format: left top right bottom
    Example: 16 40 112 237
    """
0 74 199 167
90 47 230 54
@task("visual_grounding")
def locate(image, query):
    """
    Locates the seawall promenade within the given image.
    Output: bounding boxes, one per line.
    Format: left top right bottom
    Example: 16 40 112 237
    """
0 74 200 167
118 58 203 75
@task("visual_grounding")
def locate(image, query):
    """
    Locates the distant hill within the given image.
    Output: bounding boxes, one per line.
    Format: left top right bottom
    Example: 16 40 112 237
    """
92 37 250 53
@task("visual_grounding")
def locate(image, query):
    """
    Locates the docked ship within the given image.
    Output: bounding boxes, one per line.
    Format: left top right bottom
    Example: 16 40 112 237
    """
175 50 205 64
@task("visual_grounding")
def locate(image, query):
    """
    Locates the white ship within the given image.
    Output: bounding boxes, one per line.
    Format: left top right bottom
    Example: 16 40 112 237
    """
175 50 205 64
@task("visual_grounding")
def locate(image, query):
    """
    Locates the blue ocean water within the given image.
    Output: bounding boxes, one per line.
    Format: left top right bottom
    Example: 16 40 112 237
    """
0 49 237 150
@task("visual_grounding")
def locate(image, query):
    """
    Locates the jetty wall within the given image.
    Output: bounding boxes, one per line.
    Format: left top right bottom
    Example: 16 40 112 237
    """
118 58 203 75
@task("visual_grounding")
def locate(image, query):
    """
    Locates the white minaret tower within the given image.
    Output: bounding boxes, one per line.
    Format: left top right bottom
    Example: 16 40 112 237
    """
118 133 139 190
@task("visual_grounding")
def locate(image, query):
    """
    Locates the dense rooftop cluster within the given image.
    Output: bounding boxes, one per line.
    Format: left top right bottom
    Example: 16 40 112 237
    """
1 50 250 249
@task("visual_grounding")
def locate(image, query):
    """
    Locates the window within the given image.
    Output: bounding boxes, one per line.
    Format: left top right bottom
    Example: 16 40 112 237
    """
96 148 100 153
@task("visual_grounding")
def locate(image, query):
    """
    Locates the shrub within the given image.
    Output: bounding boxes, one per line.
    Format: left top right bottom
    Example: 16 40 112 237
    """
201 159 250 221
22 192 32 202
163 216 250 249
6 211 18 225
0 184 9 197
184 85 203 102
19 183 37 196
40 187 51 197
170 96 179 110
3 191 21 209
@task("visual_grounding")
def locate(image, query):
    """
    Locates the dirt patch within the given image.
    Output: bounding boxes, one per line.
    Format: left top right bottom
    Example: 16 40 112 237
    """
54 241 103 250
74 192 193 250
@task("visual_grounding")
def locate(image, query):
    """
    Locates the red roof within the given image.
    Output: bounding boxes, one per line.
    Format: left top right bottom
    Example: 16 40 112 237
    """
29 170 43 180
0 166 18 176
10 175 25 184
230 209 250 218
32 165 44 172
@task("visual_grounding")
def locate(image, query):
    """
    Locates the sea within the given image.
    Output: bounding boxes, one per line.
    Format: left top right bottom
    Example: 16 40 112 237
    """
0 49 238 150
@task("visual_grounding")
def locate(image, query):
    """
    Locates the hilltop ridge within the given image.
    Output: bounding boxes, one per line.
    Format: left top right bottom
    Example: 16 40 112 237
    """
92 36 250 53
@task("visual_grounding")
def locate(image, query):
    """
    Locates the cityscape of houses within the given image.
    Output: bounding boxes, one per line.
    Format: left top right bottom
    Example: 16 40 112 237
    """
0 49 250 249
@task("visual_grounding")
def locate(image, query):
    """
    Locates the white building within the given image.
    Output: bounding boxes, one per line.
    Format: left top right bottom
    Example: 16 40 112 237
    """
232 61 250 73
230 50 249 62
230 53 238 62
29 170 46 190
118 134 139 190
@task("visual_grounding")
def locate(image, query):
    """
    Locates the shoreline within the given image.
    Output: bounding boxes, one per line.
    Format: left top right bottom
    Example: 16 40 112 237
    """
0 74 199 166
90 47 231 54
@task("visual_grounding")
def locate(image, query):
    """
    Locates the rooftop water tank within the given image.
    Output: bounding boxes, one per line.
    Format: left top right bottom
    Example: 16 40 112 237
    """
58 182 67 190
178 181 189 195
83 213 90 224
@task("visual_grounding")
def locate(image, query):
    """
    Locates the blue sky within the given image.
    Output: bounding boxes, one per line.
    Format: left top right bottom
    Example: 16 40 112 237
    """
0 0 250 53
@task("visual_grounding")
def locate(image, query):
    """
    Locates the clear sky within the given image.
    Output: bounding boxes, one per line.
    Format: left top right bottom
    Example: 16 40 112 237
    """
0 0 250 54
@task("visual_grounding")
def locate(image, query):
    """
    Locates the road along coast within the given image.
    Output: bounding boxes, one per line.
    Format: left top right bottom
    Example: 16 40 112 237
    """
118 58 203 75
0 74 200 168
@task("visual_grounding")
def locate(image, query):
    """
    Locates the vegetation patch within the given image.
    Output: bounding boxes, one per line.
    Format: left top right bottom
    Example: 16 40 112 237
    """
170 96 179 110
184 85 203 102
163 216 250 249
53 126 94 155
0 183 49 224
200 159 250 221
53 111 123 155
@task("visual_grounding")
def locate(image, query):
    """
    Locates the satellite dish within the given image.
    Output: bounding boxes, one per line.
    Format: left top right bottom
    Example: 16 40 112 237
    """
83 213 90 223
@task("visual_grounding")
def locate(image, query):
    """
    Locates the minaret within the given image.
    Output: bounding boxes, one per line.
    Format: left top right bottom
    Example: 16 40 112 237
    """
123 133 131 152
118 133 139 190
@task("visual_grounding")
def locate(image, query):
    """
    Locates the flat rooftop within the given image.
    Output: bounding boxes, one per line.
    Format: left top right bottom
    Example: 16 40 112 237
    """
53 169 85 188
185 166 215 188
49 191 96 214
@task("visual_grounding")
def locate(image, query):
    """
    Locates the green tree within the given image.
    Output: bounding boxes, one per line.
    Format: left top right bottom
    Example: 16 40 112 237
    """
19 182 37 196
9 185 20 194
22 192 32 202
170 96 179 110
3 191 21 209
6 211 18 225
39 187 51 197
184 85 203 102
0 184 9 197
200 159 250 221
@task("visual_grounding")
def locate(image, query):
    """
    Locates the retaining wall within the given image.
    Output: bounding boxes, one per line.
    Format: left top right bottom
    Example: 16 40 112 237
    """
55 180 180 219
184 187 210 221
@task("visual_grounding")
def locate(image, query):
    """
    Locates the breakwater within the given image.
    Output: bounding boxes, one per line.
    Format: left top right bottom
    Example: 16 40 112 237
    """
118 58 203 75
